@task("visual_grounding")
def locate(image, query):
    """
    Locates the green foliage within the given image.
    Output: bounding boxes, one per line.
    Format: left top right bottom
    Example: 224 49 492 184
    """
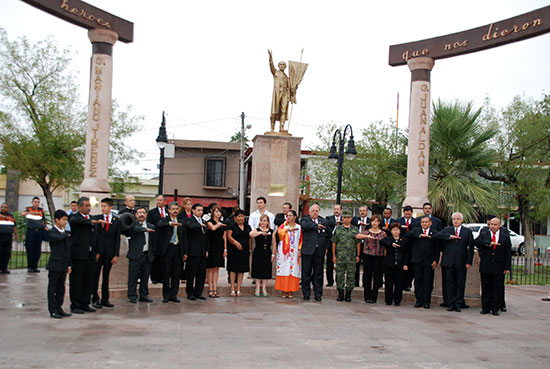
429 100 499 222
0 29 143 219
229 130 250 150
309 121 406 213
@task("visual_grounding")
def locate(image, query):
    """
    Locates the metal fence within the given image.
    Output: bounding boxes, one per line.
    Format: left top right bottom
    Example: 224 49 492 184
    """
8 241 51 270
506 254 550 286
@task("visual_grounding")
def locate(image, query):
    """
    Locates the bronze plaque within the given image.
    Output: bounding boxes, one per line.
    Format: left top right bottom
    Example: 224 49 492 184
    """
21 0 133 43
389 5 550 66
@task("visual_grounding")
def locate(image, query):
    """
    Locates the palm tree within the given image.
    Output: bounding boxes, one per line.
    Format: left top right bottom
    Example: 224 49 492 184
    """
429 100 499 223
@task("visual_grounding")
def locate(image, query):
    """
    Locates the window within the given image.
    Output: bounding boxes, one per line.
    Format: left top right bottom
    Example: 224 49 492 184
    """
204 157 226 188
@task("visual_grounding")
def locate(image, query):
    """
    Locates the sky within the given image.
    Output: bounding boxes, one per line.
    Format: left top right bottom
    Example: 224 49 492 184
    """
1 0 549 178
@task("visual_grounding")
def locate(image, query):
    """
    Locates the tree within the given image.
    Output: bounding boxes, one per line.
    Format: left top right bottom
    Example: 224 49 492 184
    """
0 29 142 222
478 94 550 271
229 130 250 150
309 122 406 214
429 100 499 223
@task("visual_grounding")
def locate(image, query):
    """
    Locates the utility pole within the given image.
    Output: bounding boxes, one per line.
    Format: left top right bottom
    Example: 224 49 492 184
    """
239 112 246 209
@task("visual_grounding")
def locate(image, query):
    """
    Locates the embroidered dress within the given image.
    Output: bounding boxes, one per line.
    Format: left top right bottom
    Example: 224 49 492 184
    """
274 222 302 292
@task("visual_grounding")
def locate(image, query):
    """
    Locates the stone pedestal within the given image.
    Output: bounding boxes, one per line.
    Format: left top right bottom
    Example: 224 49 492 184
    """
403 57 434 213
249 135 303 215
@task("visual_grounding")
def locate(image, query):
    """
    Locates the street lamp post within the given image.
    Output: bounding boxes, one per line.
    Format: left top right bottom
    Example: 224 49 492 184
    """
328 124 356 205
239 112 252 209
156 111 168 196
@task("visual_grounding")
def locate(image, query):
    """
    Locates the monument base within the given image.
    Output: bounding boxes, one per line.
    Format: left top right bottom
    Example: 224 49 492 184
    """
249 134 302 215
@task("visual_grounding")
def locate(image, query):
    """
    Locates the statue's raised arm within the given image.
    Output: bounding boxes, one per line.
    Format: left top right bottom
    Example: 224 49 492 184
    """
268 49 276 76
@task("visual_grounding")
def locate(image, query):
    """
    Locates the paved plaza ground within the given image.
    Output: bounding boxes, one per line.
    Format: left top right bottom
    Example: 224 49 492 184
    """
0 270 549 369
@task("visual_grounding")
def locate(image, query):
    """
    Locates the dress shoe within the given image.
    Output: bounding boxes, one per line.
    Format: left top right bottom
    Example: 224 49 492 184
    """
2 270 10 274
187 296 196 301
440 303 449 307
459 304 470 309
447 306 456 312
386 302 392 305
50 312 62 319
326 282 334 287
162 298 169 303
129 298 137 303
455 306 461 312
81 306 96 312
101 301 114 308
303 296 310 301
491 310 500 316
27 268 34 273
170 297 181 303
368 300 376 304
480 309 490 315
344 290 351 302
139 297 153 303
314 296 322 301
501 307 507 312
336 289 344 301
394 302 400 306
423 304 430 309
59 309 72 317
195 295 206 300
414 302 423 308
92 301 103 309
71 308 85 314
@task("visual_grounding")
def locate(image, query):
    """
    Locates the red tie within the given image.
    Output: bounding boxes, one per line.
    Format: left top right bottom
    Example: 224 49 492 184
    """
105 215 110 232
161 208 165 218
385 219 389 227
424 229 428 236
455 228 459 237
492 232 496 250
85 215 89 220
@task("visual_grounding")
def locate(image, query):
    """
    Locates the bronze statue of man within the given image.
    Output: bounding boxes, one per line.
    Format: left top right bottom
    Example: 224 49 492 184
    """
268 50 291 132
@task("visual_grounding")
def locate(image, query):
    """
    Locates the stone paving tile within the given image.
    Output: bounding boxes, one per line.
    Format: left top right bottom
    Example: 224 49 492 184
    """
0 270 549 369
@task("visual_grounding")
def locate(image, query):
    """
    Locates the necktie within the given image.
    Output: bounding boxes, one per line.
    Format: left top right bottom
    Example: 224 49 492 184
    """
105 214 110 232
85 215 89 220
161 208 165 218
171 220 178 244
455 228 459 237
142 222 149 252
492 232 496 250
385 219 389 227
424 229 428 236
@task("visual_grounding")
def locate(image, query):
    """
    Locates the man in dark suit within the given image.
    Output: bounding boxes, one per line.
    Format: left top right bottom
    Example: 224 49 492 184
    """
434 212 475 312
399 205 416 290
156 201 185 303
475 217 512 316
147 194 168 284
274 202 293 228
479 214 510 311
46 210 72 319
127 207 155 303
69 197 105 314
351 205 371 286
381 208 399 232
300 203 329 301
325 203 342 287
413 202 442 231
91 198 120 309
406 216 440 308
185 203 209 301
118 194 136 215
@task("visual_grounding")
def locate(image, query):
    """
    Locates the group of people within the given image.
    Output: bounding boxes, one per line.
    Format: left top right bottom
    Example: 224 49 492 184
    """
0 195 512 319
323 202 511 316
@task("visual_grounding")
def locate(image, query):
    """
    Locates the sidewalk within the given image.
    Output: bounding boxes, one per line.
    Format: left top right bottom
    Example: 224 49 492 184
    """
0 269 549 369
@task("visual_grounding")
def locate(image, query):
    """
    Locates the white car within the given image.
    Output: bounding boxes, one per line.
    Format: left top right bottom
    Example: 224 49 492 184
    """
463 223 529 255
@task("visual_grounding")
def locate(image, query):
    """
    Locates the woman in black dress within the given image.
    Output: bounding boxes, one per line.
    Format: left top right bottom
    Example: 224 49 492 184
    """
226 210 252 296
206 206 226 298
251 214 275 297
226 209 264 296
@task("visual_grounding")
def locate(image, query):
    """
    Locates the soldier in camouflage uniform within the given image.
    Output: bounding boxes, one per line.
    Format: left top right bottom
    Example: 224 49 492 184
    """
331 211 360 302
